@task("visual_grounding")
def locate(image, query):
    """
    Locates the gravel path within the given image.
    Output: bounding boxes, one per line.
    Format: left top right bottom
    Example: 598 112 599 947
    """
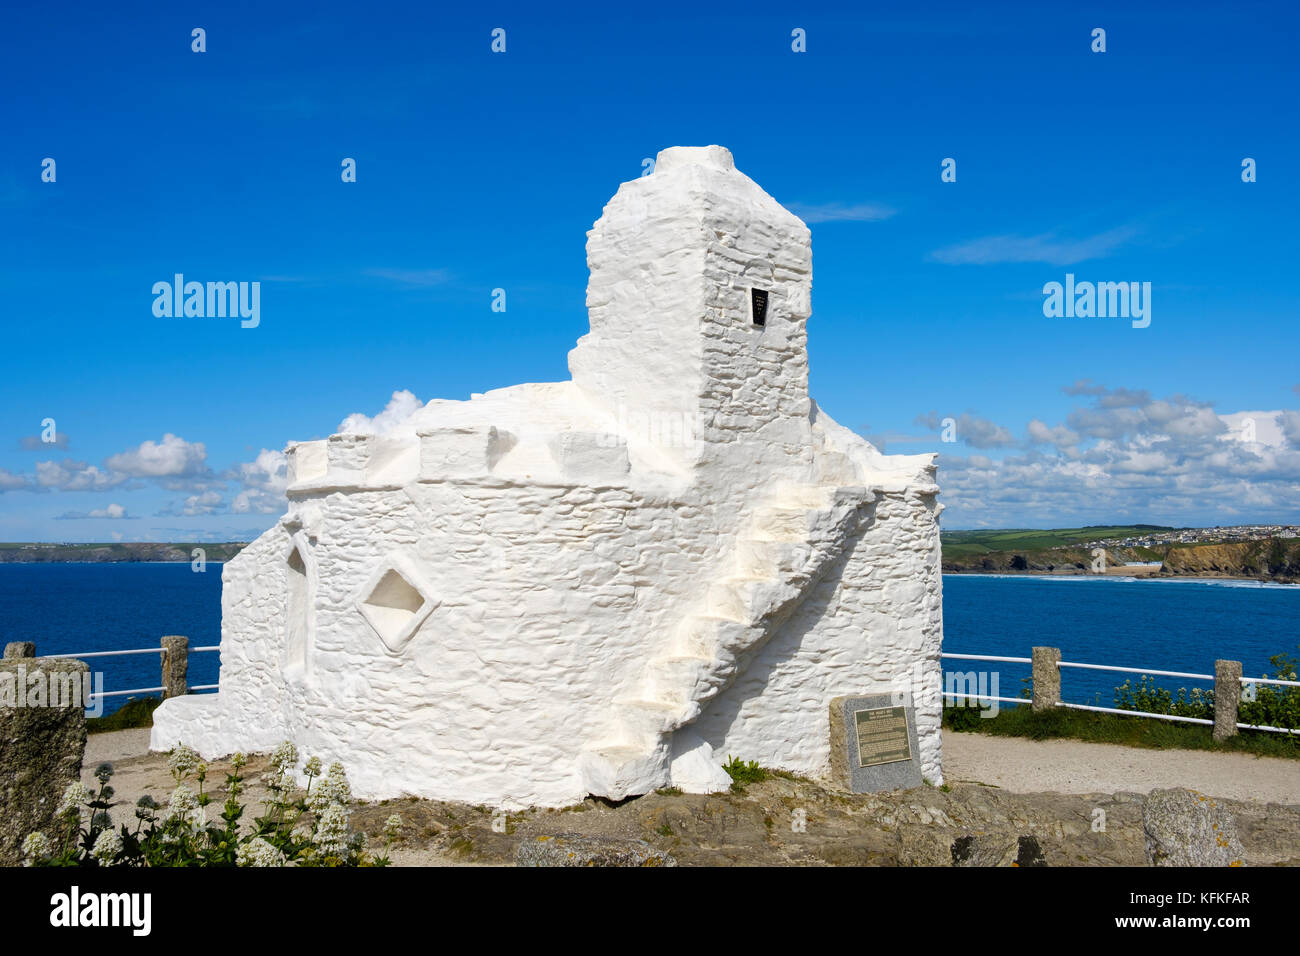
85 727 1298 808
942 731 1299 804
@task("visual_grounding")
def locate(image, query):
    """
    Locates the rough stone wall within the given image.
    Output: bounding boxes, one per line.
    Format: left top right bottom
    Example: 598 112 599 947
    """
697 169 814 483
0 659 89 865
694 490 945 784
162 478 755 807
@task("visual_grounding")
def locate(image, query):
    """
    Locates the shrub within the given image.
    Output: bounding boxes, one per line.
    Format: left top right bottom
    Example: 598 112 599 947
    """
722 755 767 792
1114 648 1299 734
23 741 402 867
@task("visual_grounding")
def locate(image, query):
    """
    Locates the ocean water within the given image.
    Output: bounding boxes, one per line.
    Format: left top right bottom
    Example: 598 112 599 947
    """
942 574 1300 706
0 563 223 713
0 564 1296 714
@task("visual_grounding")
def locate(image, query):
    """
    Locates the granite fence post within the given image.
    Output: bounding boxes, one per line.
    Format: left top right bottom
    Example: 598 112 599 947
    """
1213 659 1241 741
161 635 189 699
4 642 36 659
1031 647 1061 712
0 657 89 865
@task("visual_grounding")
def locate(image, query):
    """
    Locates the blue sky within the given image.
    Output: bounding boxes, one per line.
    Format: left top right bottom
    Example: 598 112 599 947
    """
1 0 1297 539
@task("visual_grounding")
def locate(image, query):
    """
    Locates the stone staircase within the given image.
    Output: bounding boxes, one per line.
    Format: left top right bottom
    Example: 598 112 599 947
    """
579 476 876 799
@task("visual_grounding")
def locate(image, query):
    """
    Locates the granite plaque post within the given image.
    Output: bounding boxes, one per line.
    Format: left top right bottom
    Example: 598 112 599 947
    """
829 693 923 792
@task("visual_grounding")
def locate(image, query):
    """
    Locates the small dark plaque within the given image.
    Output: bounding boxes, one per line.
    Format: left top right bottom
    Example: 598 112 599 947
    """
829 693 923 792
750 288 769 327
854 706 912 767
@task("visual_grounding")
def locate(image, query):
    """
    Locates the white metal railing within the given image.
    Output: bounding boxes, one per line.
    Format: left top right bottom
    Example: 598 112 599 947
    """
25 642 220 703
940 649 1300 736
1058 661 1214 681
939 653 1032 705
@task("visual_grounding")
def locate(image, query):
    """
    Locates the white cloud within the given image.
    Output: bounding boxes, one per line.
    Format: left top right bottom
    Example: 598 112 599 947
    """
936 384 1300 527
1026 419 1080 451
0 468 30 491
364 268 452 287
34 459 127 491
105 433 208 478
338 390 424 436
226 448 289 515
915 411 1017 449
20 432 69 451
158 490 226 517
787 201 895 224
929 226 1137 266
56 503 133 520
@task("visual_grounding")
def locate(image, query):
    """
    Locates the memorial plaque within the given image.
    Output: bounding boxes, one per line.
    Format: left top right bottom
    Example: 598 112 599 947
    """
854 706 912 767
750 288 769 327
829 693 923 793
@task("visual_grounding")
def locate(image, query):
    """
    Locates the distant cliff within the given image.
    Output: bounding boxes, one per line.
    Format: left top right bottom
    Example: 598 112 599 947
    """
1158 539 1300 582
942 538 1300 583
0 543 248 563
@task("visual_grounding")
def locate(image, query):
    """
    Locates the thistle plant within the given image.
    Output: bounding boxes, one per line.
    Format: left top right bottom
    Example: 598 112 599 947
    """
24 741 400 868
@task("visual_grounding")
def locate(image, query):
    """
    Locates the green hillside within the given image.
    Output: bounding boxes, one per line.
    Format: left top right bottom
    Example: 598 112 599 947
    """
940 525 1178 557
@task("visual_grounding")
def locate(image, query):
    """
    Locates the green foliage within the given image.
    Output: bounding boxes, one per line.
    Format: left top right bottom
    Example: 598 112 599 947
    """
942 701 1298 758
86 696 160 734
943 701 986 731
1113 649 1300 732
22 742 403 868
722 755 767 792
1114 676 1214 721
941 525 1177 555
1239 651 1300 731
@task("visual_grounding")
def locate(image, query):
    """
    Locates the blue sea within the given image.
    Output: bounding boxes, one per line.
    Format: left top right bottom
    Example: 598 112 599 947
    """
0 564 1296 714
0 564 223 713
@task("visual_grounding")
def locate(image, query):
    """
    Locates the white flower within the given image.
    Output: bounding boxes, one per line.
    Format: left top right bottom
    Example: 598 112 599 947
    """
230 752 247 771
165 783 205 829
57 781 92 817
91 828 123 864
303 756 322 777
262 770 294 797
382 814 403 842
22 832 51 866
308 762 352 814
168 744 200 780
269 740 299 775
236 837 286 868
314 804 351 858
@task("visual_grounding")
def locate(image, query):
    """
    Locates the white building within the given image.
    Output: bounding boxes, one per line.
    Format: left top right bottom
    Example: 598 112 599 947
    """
152 146 945 807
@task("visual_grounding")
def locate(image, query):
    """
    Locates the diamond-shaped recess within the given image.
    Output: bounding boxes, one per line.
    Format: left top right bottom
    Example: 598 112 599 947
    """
355 557 437 654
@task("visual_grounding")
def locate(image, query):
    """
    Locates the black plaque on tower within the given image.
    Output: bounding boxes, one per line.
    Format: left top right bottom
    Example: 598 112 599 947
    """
750 288 769 327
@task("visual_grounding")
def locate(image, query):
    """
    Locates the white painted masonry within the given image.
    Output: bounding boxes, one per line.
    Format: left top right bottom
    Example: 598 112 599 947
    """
151 146 945 807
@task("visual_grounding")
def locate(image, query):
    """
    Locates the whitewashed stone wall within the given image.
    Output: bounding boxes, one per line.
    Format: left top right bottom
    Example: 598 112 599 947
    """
152 145 944 807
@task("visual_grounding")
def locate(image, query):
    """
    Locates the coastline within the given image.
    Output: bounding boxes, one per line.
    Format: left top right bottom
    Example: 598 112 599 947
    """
943 569 1299 587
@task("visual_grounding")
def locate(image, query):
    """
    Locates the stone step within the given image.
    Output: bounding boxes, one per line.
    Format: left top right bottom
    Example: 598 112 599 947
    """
770 481 837 509
752 506 823 542
735 538 814 578
644 654 731 706
706 575 782 621
672 615 758 659
614 698 688 741
577 744 669 801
